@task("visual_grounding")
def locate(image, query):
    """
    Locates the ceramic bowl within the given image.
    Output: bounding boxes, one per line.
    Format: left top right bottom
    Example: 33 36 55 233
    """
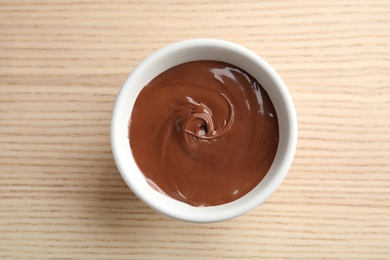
111 39 297 223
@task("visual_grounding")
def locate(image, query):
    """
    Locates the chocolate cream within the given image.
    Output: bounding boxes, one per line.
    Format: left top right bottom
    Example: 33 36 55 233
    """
129 61 279 206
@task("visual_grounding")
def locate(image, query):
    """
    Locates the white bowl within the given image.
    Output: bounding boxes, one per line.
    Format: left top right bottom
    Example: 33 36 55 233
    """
111 39 297 223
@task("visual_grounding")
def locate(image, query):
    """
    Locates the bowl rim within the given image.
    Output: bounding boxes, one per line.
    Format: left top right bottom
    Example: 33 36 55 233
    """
111 38 297 222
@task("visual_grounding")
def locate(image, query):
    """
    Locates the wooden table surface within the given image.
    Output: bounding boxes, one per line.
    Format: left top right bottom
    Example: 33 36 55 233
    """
1 1 390 259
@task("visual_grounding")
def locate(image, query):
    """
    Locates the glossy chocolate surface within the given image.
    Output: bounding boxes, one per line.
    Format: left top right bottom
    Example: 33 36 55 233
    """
129 61 279 206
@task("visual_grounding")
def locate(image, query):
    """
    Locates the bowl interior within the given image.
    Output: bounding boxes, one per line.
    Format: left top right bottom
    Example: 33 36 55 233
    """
111 39 297 222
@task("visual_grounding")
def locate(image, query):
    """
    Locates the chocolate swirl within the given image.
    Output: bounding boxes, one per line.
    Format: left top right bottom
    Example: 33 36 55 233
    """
129 61 279 206
183 94 234 140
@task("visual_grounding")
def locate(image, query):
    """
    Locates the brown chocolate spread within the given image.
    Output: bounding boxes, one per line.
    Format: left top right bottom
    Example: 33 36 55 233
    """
129 61 279 206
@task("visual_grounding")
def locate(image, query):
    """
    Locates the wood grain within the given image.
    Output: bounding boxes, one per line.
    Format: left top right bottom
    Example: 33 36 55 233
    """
1 0 390 259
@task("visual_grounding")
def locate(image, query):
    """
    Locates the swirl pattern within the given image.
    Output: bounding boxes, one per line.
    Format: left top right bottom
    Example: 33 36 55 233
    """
183 94 234 140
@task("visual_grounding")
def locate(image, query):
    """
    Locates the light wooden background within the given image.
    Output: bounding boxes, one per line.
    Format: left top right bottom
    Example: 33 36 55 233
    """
1 1 390 259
